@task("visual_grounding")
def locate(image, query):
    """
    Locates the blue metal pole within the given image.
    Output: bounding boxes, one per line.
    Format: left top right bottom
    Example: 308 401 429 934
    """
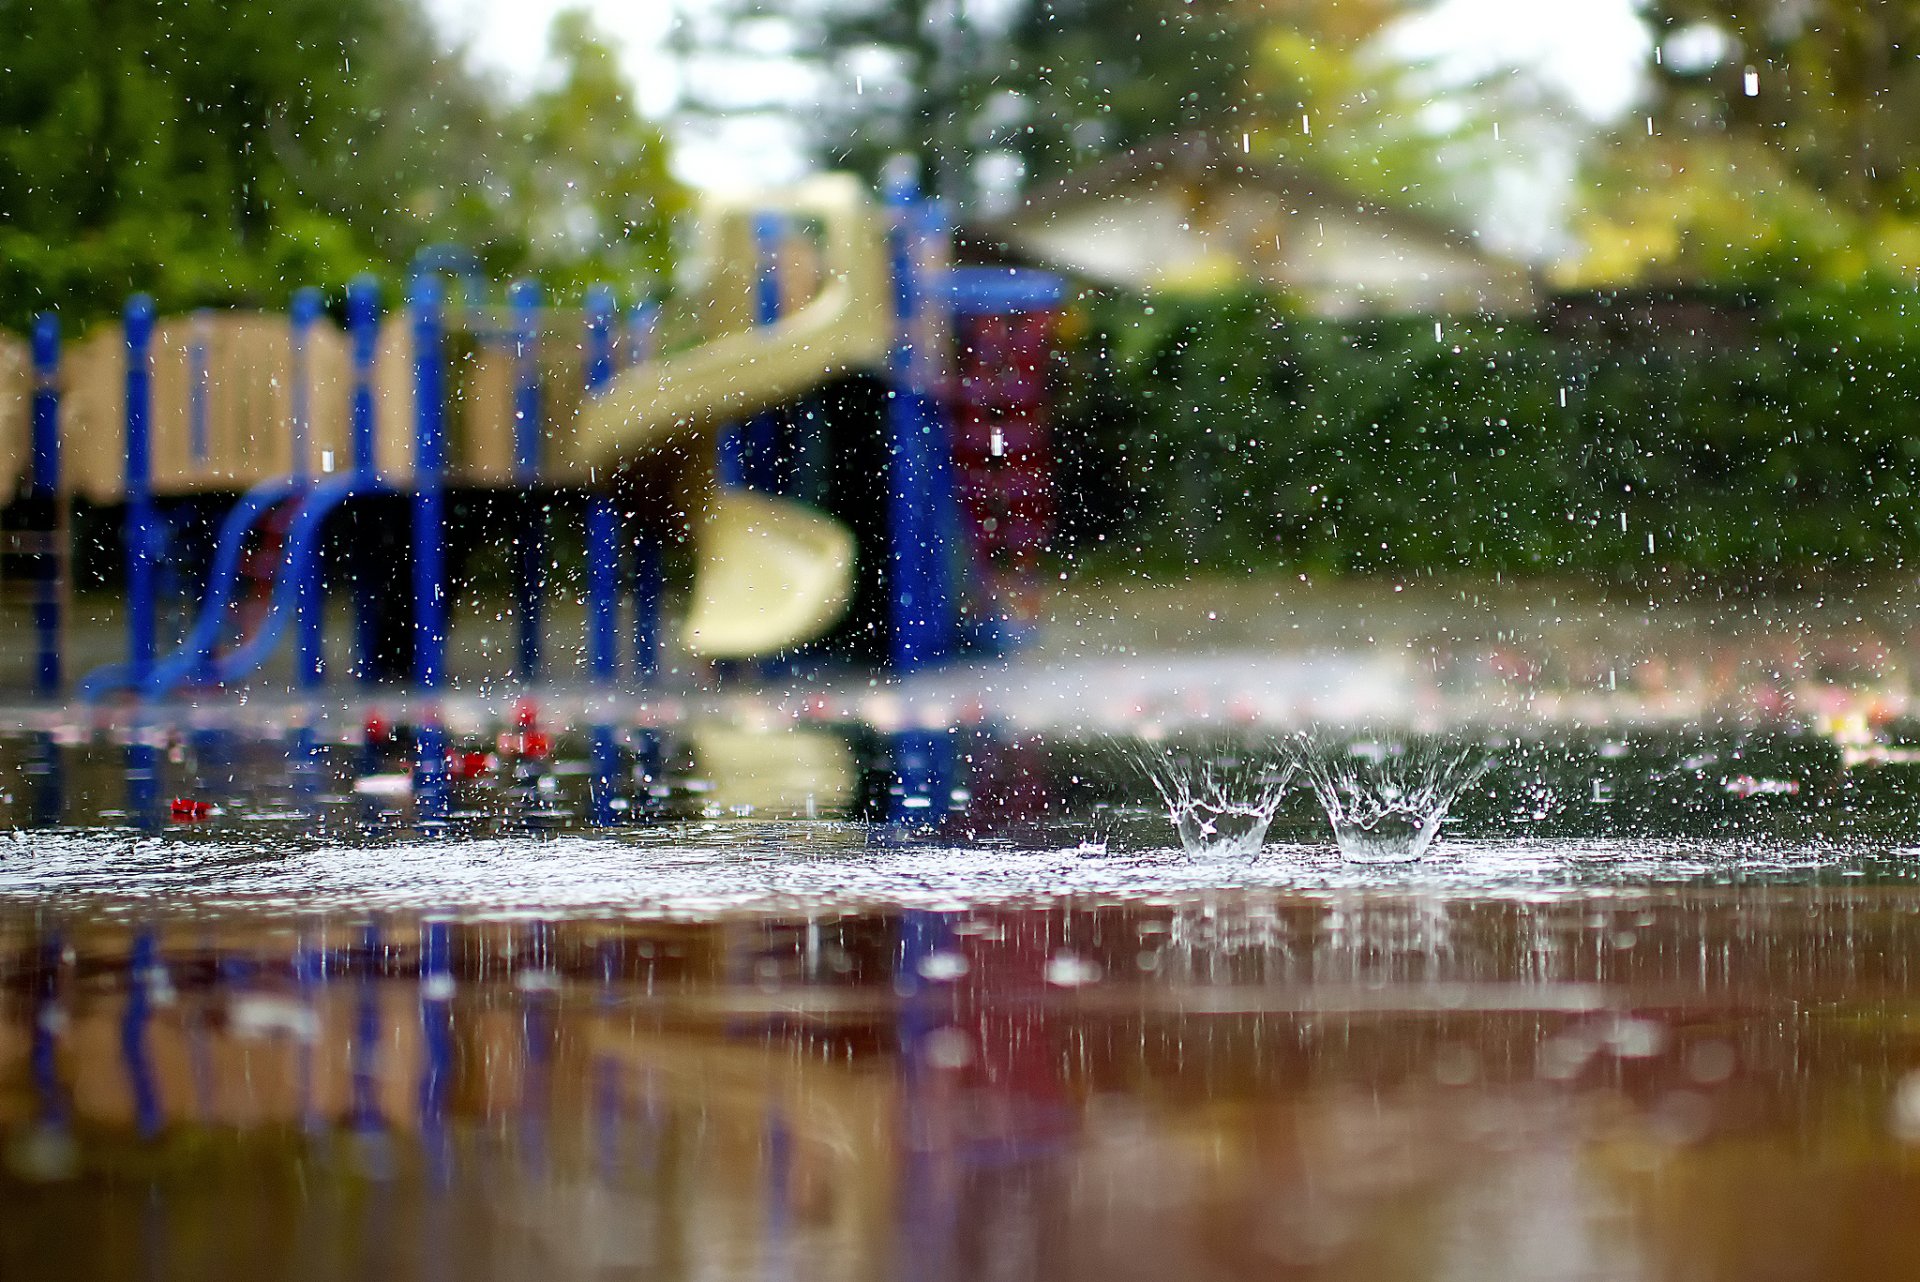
124 294 158 686
584 283 616 392
346 278 380 684
411 276 447 692
511 280 546 684
29 313 61 697
347 278 379 477
881 181 949 671
584 284 620 685
291 287 325 688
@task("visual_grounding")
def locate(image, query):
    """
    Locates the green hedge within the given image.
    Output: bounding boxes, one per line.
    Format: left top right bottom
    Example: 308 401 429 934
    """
1066 287 1920 577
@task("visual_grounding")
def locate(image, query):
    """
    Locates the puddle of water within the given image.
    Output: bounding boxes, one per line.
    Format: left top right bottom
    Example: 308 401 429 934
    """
5 711 1920 1278
7 893 1920 1281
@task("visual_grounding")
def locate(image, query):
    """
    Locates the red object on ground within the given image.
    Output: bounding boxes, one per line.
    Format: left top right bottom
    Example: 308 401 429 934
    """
169 798 215 822
363 714 392 745
446 750 493 781
497 698 550 759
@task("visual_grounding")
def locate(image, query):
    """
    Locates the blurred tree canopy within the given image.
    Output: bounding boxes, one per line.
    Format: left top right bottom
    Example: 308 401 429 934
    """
675 0 1465 212
1569 2 1920 285
0 0 683 331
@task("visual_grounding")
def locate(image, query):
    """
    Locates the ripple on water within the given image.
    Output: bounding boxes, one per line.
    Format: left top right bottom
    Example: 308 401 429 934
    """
0 825 1900 920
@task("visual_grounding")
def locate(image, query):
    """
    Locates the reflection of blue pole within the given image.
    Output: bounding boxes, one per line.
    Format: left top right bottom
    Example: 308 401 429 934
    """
765 1112 794 1280
29 314 62 697
584 285 620 685
31 936 67 1127
511 281 546 684
126 718 160 829
590 722 620 826
125 294 158 685
289 720 321 803
417 712 449 825
26 730 64 827
346 278 380 682
351 924 382 1134
411 277 446 691
887 729 952 826
894 907 951 1280
420 919 454 1183
123 930 162 1140
292 287 326 688
294 936 324 1135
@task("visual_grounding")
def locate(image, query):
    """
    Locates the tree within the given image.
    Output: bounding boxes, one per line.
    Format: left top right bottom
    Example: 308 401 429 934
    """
672 0 1312 208
1566 2 1920 285
0 0 684 329
506 11 686 299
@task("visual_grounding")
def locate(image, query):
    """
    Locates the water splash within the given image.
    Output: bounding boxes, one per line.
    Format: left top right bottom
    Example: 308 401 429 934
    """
1297 736 1495 863
1132 738 1295 858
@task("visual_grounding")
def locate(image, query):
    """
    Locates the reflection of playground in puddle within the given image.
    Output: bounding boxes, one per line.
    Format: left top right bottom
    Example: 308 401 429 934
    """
10 897 1920 1279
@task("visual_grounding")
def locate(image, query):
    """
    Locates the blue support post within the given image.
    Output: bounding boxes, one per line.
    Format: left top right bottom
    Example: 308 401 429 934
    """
346 278 380 683
29 314 61 697
586 500 620 684
511 280 546 684
124 295 158 687
347 279 379 477
291 287 325 688
584 283 616 392
411 277 447 692
882 182 957 671
583 285 620 685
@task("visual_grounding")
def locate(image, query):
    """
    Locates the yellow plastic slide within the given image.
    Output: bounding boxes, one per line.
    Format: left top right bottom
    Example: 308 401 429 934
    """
578 173 895 659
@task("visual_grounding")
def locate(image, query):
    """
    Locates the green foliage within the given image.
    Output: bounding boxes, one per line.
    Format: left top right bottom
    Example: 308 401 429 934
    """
505 10 685 300
1073 287 1920 577
0 0 682 330
1573 3 1920 286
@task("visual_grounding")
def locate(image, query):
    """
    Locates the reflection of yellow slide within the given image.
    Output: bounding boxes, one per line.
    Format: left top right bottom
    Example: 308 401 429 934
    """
580 173 894 658
687 722 857 813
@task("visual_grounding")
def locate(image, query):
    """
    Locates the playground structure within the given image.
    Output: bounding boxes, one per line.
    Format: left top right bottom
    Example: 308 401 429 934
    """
0 174 1067 703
